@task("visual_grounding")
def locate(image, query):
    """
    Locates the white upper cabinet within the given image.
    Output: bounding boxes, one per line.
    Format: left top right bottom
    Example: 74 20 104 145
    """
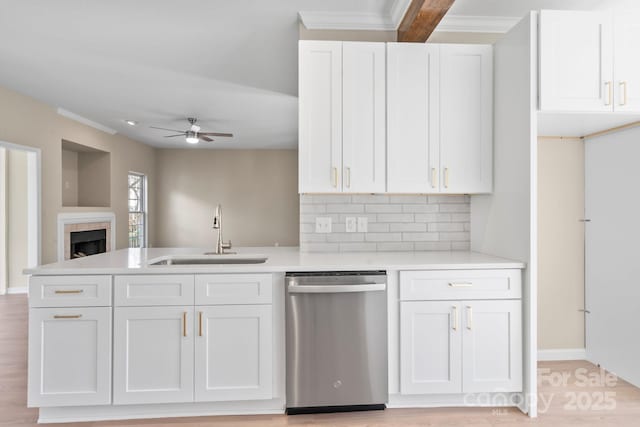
387 43 440 193
439 45 493 194
614 13 640 112
299 41 342 193
342 42 386 193
540 10 613 111
540 9 640 113
299 40 386 193
387 43 492 194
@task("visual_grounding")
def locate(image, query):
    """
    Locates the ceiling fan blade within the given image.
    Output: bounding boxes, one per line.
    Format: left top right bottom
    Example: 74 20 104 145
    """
164 134 186 138
200 132 233 137
150 126 185 132
200 136 214 142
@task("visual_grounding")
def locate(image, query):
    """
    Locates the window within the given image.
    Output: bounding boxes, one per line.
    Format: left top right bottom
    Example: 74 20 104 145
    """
128 172 146 248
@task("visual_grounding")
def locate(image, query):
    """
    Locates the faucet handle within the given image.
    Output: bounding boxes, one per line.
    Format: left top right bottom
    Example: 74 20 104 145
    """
222 240 232 250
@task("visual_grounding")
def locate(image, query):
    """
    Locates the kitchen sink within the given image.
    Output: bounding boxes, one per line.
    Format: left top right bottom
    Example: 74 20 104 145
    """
147 254 268 266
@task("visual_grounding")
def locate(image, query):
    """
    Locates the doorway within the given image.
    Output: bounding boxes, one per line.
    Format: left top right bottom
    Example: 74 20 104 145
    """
0 141 40 295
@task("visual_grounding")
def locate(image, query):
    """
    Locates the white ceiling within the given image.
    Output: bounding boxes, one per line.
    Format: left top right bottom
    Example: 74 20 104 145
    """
0 0 634 149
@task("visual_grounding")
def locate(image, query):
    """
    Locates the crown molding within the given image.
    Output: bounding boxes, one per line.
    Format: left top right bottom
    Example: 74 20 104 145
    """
299 0 520 34
434 15 521 33
298 11 397 31
56 108 117 135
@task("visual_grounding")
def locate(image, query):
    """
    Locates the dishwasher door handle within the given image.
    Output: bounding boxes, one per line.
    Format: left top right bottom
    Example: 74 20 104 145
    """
287 283 386 294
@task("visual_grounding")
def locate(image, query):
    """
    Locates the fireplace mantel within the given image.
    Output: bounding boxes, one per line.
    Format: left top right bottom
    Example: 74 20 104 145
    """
57 212 116 262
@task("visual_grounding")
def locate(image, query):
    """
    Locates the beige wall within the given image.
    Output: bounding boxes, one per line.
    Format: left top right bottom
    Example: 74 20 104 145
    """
77 151 111 207
299 24 397 42
61 149 78 206
7 149 29 289
155 149 299 249
0 84 156 264
538 138 585 350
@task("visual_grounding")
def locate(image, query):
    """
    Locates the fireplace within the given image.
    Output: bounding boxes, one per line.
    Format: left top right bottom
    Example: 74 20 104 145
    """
70 229 107 258
57 212 115 262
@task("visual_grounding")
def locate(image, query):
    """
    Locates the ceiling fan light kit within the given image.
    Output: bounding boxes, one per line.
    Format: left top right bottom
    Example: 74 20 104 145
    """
150 117 234 145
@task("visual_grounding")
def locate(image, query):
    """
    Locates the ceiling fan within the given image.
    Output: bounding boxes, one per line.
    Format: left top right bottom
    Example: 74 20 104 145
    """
151 118 233 144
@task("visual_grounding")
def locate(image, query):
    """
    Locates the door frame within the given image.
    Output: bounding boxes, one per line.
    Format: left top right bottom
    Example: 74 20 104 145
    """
0 140 41 295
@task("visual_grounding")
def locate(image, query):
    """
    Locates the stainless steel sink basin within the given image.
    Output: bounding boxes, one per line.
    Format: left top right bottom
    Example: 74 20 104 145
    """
147 254 268 266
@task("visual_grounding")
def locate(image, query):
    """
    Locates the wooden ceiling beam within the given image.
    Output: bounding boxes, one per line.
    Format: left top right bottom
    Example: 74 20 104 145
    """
397 0 455 43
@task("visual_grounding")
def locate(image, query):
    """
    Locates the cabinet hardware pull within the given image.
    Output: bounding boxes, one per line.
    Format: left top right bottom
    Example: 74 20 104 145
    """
452 306 458 331
444 168 450 189
54 289 84 294
466 306 473 330
198 311 203 337
620 81 628 106
332 167 338 188
431 168 437 188
449 282 473 287
53 314 82 319
183 312 187 337
345 167 351 188
605 81 613 106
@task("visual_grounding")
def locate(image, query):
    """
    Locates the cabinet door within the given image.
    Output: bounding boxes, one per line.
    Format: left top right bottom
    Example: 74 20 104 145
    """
540 10 613 111
614 13 640 112
195 305 272 401
400 301 462 394
387 43 440 193
439 44 493 194
342 42 386 193
113 306 194 404
28 307 111 407
462 300 522 393
299 40 342 193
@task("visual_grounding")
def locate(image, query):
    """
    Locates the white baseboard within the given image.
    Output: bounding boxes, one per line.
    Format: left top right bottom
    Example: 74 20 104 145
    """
538 348 587 361
6 286 28 295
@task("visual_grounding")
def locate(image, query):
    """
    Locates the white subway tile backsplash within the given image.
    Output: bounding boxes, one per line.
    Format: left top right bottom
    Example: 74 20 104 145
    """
325 204 365 213
339 242 377 252
365 232 402 242
351 195 389 204
402 232 439 242
365 204 403 213
389 223 427 232
377 213 414 222
299 194 470 253
389 195 427 204
427 222 465 232
377 242 415 251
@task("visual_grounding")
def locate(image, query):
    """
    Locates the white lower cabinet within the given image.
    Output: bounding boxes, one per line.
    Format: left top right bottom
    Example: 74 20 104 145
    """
195 305 273 401
400 301 462 394
28 307 112 407
400 273 522 395
462 300 522 393
113 306 194 405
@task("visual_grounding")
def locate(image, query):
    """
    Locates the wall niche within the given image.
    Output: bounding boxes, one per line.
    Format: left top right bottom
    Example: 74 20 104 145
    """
61 140 111 207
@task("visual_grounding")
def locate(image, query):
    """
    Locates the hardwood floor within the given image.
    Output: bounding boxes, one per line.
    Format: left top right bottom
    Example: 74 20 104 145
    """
2 293 639 426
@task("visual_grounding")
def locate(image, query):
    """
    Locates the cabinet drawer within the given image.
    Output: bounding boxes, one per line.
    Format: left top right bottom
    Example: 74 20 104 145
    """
114 275 194 306
400 269 521 301
195 274 272 305
29 275 112 308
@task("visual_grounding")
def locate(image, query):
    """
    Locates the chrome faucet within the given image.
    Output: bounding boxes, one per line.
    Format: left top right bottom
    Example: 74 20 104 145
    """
212 204 232 254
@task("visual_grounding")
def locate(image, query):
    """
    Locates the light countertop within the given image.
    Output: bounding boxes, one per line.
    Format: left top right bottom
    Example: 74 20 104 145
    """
26 247 525 275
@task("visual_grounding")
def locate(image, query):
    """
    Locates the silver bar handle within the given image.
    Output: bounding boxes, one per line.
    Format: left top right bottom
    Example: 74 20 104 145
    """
288 283 386 294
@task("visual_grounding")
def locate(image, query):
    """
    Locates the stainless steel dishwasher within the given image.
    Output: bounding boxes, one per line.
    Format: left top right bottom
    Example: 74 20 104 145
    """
285 271 387 414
